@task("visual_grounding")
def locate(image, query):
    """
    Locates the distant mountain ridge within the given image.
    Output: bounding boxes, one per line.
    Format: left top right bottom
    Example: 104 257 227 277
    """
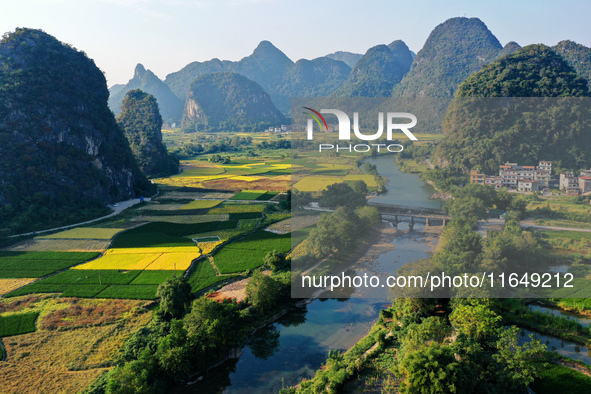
325 51 363 68
109 64 183 123
164 41 351 113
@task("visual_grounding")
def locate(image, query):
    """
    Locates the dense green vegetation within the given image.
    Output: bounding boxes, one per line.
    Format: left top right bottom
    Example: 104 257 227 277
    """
87 256 294 393
117 89 179 177
553 40 591 90
530 364 591 393
295 299 548 394
0 28 153 235
436 44 591 173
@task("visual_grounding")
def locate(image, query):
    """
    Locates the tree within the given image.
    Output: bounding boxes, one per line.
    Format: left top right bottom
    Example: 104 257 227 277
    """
245 272 280 312
156 276 192 319
292 189 312 208
449 301 502 341
351 180 368 194
319 182 367 208
264 250 287 271
398 343 471 393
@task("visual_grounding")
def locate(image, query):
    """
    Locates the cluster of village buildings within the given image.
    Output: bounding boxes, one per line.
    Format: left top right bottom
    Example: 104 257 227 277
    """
470 161 591 195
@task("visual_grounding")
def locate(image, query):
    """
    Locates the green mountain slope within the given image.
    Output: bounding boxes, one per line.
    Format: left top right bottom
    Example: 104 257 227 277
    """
181 72 286 132
553 40 591 89
117 89 179 177
334 40 413 97
435 44 591 173
393 17 503 97
0 28 151 234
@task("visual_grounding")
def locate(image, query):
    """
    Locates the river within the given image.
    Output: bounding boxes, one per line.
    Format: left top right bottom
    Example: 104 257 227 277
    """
188 155 441 393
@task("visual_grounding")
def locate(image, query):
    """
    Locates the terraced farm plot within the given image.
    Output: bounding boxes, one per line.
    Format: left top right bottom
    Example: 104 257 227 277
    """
230 190 269 200
0 252 100 278
111 221 237 249
0 312 39 337
213 231 292 274
179 200 222 210
293 176 342 192
37 228 124 240
208 203 267 214
130 214 229 224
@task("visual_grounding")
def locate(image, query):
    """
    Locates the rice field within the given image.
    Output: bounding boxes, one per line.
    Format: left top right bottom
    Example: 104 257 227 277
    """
343 174 378 187
73 251 198 271
0 251 100 279
0 279 36 296
293 176 342 192
198 241 223 255
37 228 124 240
208 202 267 214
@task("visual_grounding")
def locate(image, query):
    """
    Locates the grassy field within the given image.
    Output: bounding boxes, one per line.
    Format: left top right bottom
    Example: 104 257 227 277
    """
0 312 38 337
213 230 292 274
37 228 124 240
187 259 238 293
0 296 151 393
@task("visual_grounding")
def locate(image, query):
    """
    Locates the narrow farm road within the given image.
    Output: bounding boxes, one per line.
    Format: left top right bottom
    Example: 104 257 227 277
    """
9 195 156 238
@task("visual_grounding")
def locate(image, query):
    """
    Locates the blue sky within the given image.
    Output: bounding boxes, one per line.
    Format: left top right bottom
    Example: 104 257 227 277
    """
2 0 591 86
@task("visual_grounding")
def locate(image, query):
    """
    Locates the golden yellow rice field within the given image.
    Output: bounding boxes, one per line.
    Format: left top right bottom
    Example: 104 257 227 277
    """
343 174 378 187
37 228 125 240
104 247 198 254
73 253 161 270
198 241 223 255
144 253 196 270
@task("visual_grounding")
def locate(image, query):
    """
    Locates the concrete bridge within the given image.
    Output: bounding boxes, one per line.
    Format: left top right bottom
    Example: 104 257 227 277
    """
368 202 451 230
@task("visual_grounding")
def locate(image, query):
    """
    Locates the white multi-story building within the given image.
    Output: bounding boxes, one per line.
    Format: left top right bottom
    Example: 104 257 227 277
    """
498 161 552 190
